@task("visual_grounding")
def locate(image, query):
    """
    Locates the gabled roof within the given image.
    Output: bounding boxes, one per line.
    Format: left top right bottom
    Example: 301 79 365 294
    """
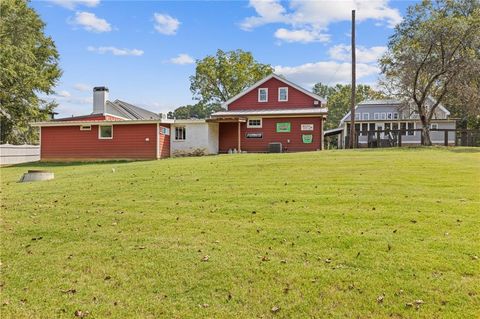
107 100 161 120
221 73 327 109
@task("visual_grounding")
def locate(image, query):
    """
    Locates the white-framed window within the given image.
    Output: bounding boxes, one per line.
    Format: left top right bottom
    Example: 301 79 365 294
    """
258 88 268 102
362 113 369 120
430 123 438 130
98 125 113 139
387 112 393 120
80 125 91 131
374 113 380 120
355 113 361 120
175 126 186 140
380 113 387 120
247 118 262 128
393 112 399 119
278 87 288 101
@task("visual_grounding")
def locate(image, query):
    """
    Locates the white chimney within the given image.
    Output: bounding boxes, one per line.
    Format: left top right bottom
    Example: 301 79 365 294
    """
93 86 109 114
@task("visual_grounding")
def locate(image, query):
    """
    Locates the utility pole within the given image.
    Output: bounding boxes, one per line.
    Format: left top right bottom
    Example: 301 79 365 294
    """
349 9 356 149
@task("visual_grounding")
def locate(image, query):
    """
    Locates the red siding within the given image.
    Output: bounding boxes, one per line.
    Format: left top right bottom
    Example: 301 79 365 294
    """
219 117 322 153
158 124 171 158
228 78 322 110
41 124 157 160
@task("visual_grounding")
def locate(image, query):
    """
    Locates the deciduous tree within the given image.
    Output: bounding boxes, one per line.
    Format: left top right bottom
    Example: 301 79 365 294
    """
190 49 273 104
0 0 62 144
380 0 480 145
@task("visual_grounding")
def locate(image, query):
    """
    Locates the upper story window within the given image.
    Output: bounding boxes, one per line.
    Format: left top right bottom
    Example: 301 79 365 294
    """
99 125 113 139
393 112 399 119
278 87 288 101
258 88 268 102
175 126 186 140
362 113 369 120
247 118 262 128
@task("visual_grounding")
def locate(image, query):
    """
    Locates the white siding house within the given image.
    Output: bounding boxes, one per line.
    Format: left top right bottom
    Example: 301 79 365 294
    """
335 99 456 148
170 120 219 156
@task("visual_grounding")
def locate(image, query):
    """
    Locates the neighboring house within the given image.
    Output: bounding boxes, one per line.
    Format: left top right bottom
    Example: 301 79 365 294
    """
32 74 328 161
334 99 456 148
209 74 328 153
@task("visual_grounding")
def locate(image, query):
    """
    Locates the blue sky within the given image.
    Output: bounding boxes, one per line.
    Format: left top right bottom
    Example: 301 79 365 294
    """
31 0 416 117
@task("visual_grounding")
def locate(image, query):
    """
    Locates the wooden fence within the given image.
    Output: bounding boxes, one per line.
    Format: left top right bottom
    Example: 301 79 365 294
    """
344 129 480 149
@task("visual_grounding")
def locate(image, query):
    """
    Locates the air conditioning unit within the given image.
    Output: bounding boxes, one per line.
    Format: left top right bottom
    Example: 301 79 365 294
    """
268 142 283 153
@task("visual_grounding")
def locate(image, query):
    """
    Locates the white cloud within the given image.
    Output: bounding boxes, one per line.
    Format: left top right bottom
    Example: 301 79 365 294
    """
329 44 387 63
169 53 195 65
72 11 111 32
275 61 379 88
55 90 71 98
241 0 402 43
73 83 91 92
49 0 99 10
87 46 144 56
154 13 180 35
275 28 329 43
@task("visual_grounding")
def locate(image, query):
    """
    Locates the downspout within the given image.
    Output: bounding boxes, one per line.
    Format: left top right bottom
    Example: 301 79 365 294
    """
156 123 160 159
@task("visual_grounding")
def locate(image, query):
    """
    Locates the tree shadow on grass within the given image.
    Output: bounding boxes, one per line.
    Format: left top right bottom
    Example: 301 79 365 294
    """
3 159 152 169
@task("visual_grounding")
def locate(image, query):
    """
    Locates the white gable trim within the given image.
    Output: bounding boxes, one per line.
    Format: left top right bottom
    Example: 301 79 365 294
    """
221 73 327 109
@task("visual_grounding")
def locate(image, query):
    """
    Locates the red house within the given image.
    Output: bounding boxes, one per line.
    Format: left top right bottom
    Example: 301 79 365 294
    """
33 87 173 161
32 74 328 161
209 74 327 153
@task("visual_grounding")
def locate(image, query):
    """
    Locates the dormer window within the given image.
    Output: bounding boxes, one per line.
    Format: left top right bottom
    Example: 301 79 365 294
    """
258 88 268 102
278 87 288 101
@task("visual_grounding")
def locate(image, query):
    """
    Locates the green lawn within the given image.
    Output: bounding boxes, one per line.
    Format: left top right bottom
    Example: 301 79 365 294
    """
1 148 479 318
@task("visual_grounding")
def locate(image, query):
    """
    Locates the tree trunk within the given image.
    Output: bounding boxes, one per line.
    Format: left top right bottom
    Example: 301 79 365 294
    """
420 115 432 146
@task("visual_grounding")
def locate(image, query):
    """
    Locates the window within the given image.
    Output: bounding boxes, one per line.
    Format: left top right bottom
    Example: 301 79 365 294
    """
387 112 393 120
393 112 399 119
380 113 387 120
369 123 376 131
80 125 91 131
175 126 186 140
278 87 288 101
407 122 415 135
430 123 438 130
258 88 268 102
385 123 391 132
355 113 361 120
361 123 368 136
374 113 380 120
362 113 369 120
247 118 262 128
99 125 113 139
400 122 407 136
392 123 399 131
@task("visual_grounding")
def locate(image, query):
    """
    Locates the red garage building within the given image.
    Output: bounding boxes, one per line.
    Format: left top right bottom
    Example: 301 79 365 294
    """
210 74 327 153
32 75 328 161
33 87 173 161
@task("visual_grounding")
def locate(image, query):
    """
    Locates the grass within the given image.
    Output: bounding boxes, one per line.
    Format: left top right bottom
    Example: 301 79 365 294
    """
1 147 479 318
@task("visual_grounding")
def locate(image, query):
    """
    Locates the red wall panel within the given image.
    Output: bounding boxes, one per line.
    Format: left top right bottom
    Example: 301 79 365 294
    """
228 78 322 110
41 124 158 160
158 124 171 158
219 117 322 153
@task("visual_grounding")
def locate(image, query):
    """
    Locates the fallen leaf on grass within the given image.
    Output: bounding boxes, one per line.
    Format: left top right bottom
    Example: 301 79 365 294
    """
61 288 76 294
74 310 89 317
201 255 209 262
271 306 280 313
325 258 332 263
261 256 270 262
377 295 384 303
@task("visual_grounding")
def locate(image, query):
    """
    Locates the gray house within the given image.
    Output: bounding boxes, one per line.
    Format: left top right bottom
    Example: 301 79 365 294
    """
333 99 457 148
